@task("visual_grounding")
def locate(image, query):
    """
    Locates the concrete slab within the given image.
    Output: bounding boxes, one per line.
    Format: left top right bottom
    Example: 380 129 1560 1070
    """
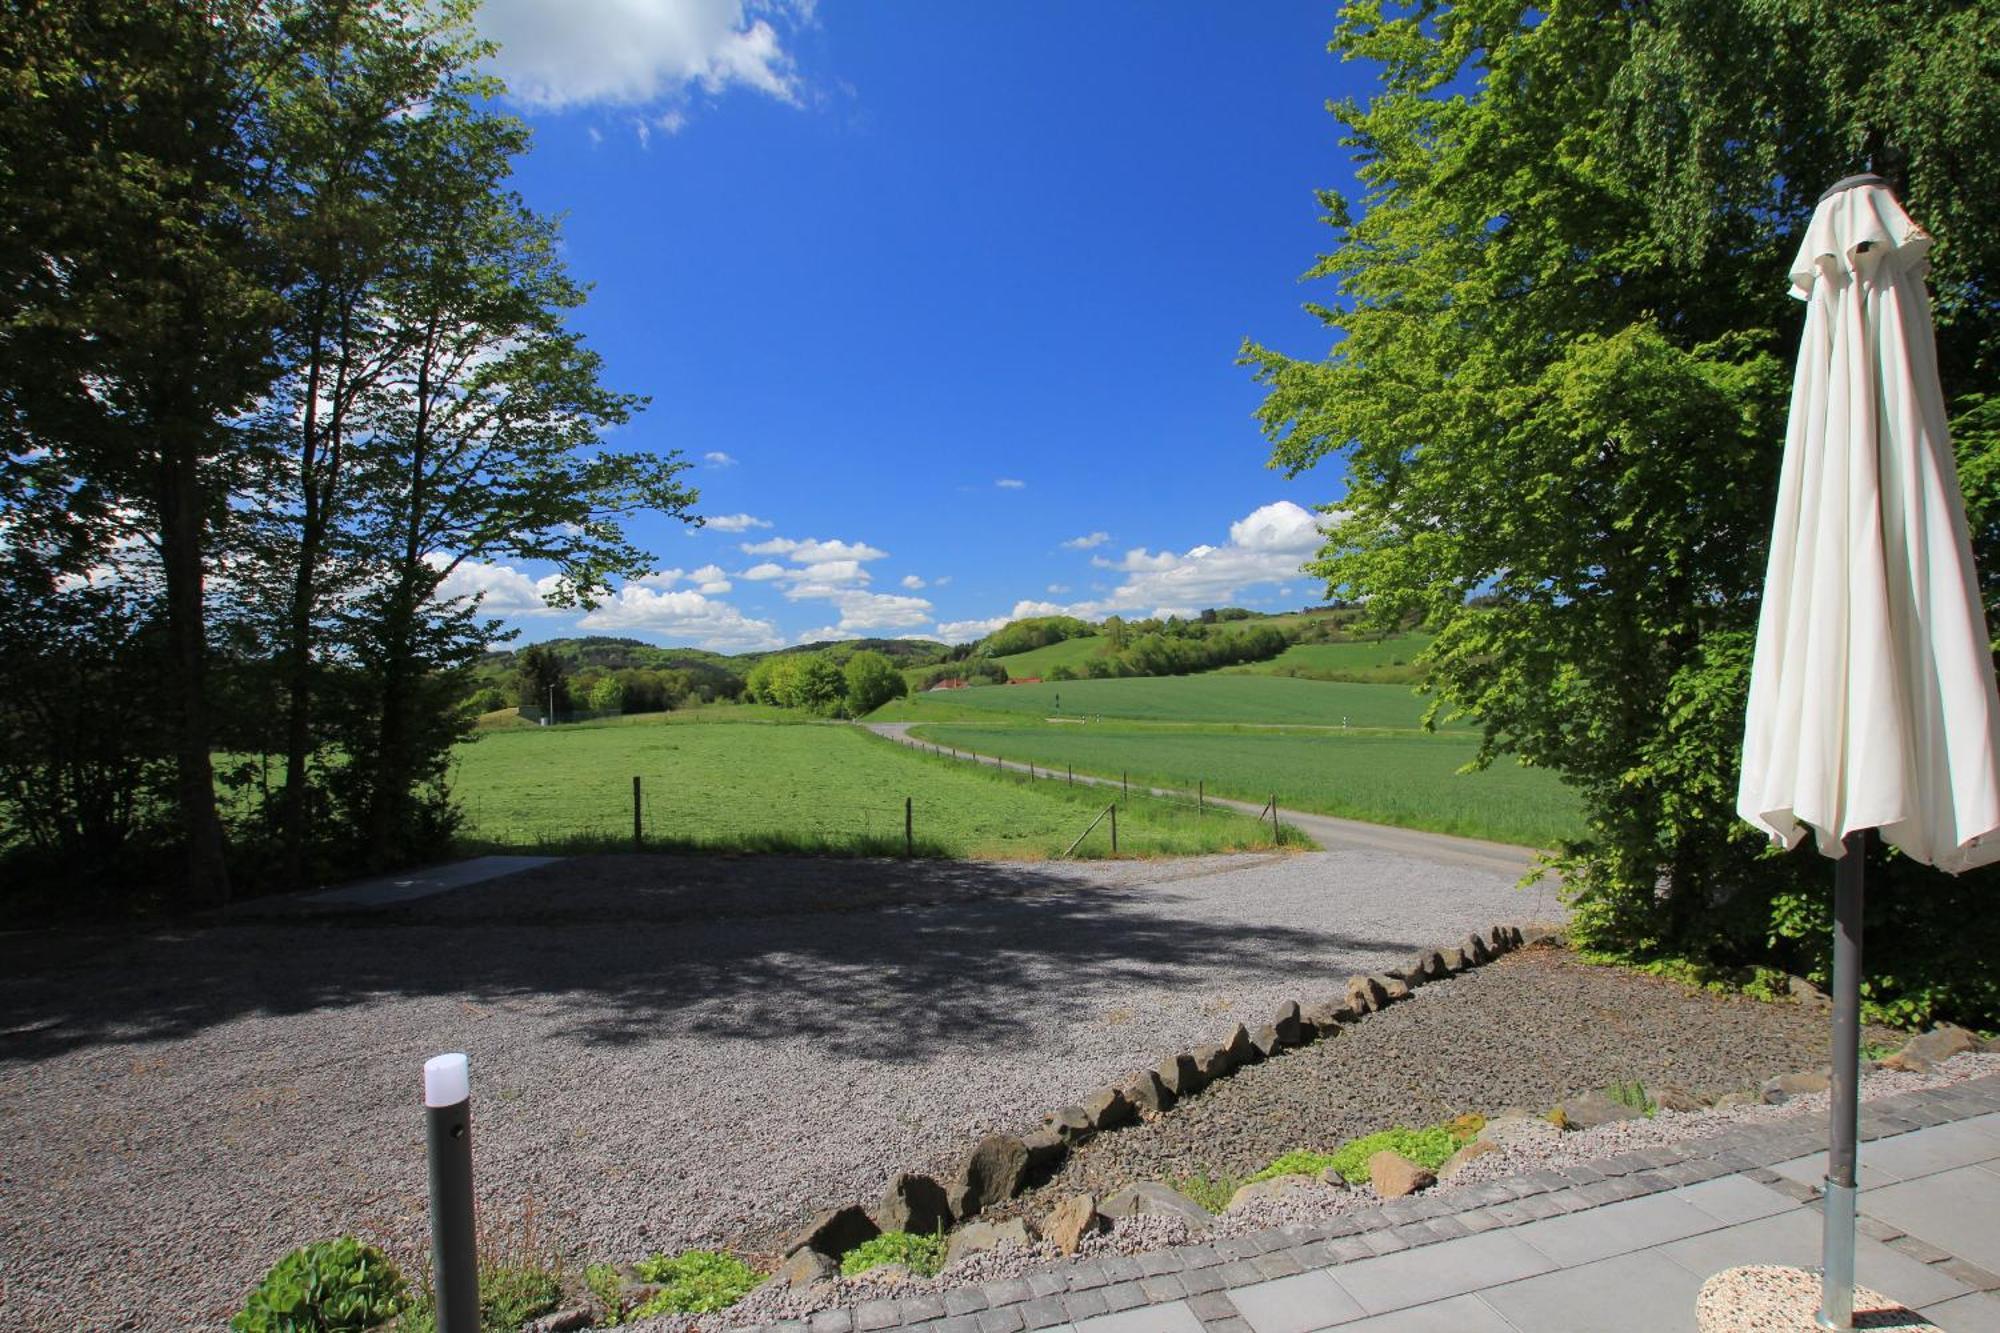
1863 1167 2000 1275
1770 1151 1902 1190
1668 1175 1797 1227
1482 1250 1707 1333
1070 1302 1206 1333
1855 1120 2000 1181
1920 1291 2000 1333
1329 1294 1518 1332
1655 1209 1972 1310
1326 1229 1556 1316
301 855 560 907
1224 1271 1363 1333
1509 1192 1723 1267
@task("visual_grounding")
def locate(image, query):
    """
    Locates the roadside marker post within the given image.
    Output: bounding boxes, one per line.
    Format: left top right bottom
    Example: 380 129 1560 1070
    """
423 1054 478 1333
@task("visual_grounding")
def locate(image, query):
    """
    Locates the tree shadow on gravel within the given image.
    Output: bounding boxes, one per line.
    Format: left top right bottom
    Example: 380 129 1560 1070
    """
0 854 1436 1065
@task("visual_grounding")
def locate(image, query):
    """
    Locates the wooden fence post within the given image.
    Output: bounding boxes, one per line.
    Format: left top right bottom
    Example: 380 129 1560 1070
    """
1068 765 1073 785
1198 780 1204 815
905 796 913 857
1110 803 1118 853
632 775 643 850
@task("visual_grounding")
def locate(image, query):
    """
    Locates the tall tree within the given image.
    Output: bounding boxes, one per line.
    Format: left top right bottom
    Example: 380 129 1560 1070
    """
1246 1 2000 1007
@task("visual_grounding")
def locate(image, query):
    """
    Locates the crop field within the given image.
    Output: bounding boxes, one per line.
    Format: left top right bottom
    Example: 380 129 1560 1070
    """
989 633 1107 678
1224 632 1433 682
881 673 1466 731
450 718 1289 858
902 722 1584 848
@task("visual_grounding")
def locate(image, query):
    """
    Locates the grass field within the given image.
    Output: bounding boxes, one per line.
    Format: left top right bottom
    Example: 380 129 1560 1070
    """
1223 632 1433 683
902 722 1583 848
877 673 1466 731
450 718 1296 858
989 634 1107 678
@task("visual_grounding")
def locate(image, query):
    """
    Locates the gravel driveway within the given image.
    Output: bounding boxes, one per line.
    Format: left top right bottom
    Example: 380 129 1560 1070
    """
0 847 1551 1330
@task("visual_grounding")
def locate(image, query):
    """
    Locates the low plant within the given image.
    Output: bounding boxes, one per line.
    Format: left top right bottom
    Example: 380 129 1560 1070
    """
840 1231 946 1278
1244 1149 1343 1185
1324 1126 1461 1184
584 1263 629 1326
392 1200 563 1333
232 1236 409 1333
1604 1080 1657 1116
628 1250 760 1317
1173 1173 1241 1213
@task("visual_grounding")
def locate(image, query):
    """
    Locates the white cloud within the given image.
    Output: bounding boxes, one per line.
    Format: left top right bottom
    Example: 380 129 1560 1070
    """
576 584 782 650
900 574 926 590
995 478 1026 490
705 512 772 532
704 450 738 467
795 625 854 644
476 0 804 111
823 589 931 630
429 558 567 615
935 615 1012 642
741 536 888 563
1047 584 1070 594
634 567 685 589
690 563 733 594
1061 531 1110 550
742 562 788 580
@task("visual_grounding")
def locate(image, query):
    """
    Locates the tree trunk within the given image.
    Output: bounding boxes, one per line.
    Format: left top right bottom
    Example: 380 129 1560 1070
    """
156 427 230 908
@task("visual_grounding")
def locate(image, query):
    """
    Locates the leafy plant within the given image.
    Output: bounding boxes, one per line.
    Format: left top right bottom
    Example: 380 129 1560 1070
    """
1244 1149 1343 1185
232 1237 409 1333
1172 1174 1241 1213
584 1263 629 1327
840 1231 945 1278
1324 1127 1461 1185
1604 1081 1657 1116
628 1250 760 1316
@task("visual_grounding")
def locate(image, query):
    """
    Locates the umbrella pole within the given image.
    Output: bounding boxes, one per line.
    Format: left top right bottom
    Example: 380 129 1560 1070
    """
1818 830 1866 1330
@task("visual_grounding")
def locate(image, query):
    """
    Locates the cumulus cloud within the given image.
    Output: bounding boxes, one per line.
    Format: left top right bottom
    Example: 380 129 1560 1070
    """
900 574 926 590
705 513 773 533
1061 531 1110 550
576 585 782 650
689 563 733 594
741 562 788 580
704 450 738 467
429 558 566 615
476 0 805 111
995 478 1026 490
741 536 888 563
935 615 1012 642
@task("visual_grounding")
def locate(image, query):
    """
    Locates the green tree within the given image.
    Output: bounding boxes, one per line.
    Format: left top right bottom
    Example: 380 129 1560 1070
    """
587 674 625 714
1245 1 2000 1009
842 650 907 717
515 644 570 717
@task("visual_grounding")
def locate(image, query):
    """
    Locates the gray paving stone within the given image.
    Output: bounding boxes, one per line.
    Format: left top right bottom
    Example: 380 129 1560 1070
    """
1322 1236 1373 1264
1215 1260 1263 1288
1136 1250 1184 1277
1068 1301 1204 1333
1224 1270 1364 1333
1918 1291 2000 1333
1178 1245 1222 1270
1482 1249 1706 1333
811 1309 855 1333
1214 1237 1261 1261
855 1300 902 1332
1331 1293 1517 1331
1457 1208 1500 1234
1096 1258 1142 1284
1325 1229 1558 1315
1865 1168 2000 1273
976 1308 1025 1333
1179 1266 1225 1297
900 1295 946 1324
1425 1215 1470 1242
982 1279 1032 1308
1390 1221 1436 1248
1185 1291 1236 1321
1508 1192 1721 1267
1063 1265 1108 1293
1561 1163 1606 1186
1016 1295 1067 1330
1937 1259 2000 1293
1890 1234 1959 1265
1099 1282 1145 1313
1250 1251 1303 1280
1061 1289 1109 1322
1363 1228 1410 1256
926 1316 982 1333
1671 1174 1797 1226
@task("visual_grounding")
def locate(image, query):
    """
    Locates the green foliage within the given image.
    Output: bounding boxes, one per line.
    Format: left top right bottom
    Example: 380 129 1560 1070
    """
1173 1174 1241 1213
1245 1150 1343 1184
842 650 908 717
744 651 848 716
231 1237 408 1333
976 616 1097 658
583 1264 628 1326
392 1260 561 1333
587 674 625 714
1324 1127 1461 1185
1604 1081 1656 1117
840 1231 946 1278
628 1250 759 1317
1245 0 2000 1029
517 644 571 712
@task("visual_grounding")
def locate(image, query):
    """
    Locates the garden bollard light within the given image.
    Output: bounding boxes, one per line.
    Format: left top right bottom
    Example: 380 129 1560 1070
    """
424 1053 479 1333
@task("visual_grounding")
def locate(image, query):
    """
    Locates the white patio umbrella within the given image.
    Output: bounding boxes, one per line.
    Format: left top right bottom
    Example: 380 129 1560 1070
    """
1736 174 2000 1328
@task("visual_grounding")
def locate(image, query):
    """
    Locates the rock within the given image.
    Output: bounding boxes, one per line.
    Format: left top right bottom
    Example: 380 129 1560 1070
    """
1367 1151 1436 1198
1225 1176 1319 1211
874 1173 952 1236
1156 1052 1206 1097
863 1263 914 1283
1083 1085 1134 1130
1418 950 1448 980
1478 1113 1561 1152
1651 1085 1708 1113
1506 925 1525 947
1122 1069 1174 1116
1983 1032 2000 1055
1713 1090 1760 1110
1042 1193 1100 1255
1347 974 1388 1012
1300 1000 1345 1037
1883 1024 1980 1073
1249 1024 1284 1058
770 1247 838 1289
1786 975 1831 1007
784 1204 880 1260
1487 925 1512 954
1439 947 1468 972
953 1135 1029 1219
1760 1070 1830 1104
1395 957 1428 989
944 1217 1033 1266
1372 974 1411 1002
1271 1000 1305 1046
1319 1166 1351 1188
1464 934 1492 965
1190 1041 1235 1081
1021 1128 1066 1173
1557 1090 1649 1129
1045 1104 1093 1145
526 1309 594 1333
1219 1022 1254 1064
1099 1181 1215 1229
1436 1139 1498 1181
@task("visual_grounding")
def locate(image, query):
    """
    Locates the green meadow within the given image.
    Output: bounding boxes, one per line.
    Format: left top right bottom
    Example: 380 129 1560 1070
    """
1223 632 1433 683
902 722 1583 848
450 718 1293 859
880 673 1466 731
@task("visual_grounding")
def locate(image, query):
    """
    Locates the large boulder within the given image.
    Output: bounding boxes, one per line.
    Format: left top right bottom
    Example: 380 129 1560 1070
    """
874 1173 951 1236
1021 1127 1066 1175
1439 947 1468 973
1271 1000 1305 1046
1347 975 1388 1012
1044 1105 1092 1145
1225 1176 1319 1212
1248 1024 1284 1059
1883 1025 1980 1073
1083 1085 1134 1130
1157 1052 1207 1097
1042 1193 1100 1256
1300 999 1346 1037
1099 1181 1215 1229
1122 1069 1174 1116
1219 1023 1254 1065
1372 974 1411 1003
784 1205 879 1260
1760 1070 1830 1104
1367 1151 1435 1199
944 1217 1034 1267
1190 1041 1236 1081
951 1135 1029 1219
1556 1090 1649 1129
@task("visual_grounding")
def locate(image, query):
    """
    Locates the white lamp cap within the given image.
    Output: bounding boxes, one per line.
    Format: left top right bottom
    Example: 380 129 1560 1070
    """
423 1052 469 1107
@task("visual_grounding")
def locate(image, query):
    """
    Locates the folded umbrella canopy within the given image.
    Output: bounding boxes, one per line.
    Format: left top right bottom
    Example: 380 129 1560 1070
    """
1737 175 2000 1328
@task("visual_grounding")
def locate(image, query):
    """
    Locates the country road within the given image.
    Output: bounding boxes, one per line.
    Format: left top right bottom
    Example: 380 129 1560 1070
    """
862 720 1544 879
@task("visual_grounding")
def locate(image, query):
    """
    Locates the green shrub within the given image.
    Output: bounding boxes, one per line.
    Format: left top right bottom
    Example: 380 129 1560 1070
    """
840 1231 946 1278
1324 1127 1461 1184
628 1250 760 1316
584 1263 628 1326
232 1237 408 1333
1604 1080 1657 1116
1172 1174 1240 1213
392 1261 562 1333
1244 1149 1342 1185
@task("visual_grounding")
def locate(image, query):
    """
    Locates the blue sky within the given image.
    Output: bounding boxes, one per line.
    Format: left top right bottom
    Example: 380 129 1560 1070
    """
443 1 1369 652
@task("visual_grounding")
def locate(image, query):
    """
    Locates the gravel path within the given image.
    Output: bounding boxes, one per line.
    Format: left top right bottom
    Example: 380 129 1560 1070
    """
0 847 1547 1330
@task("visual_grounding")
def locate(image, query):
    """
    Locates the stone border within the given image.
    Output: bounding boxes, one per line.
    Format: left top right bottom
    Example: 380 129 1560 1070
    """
741 1072 2000 1333
775 923 1537 1276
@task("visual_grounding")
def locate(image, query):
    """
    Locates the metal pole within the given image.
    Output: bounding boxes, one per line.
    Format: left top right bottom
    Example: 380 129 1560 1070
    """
1819 831 1865 1330
424 1054 479 1333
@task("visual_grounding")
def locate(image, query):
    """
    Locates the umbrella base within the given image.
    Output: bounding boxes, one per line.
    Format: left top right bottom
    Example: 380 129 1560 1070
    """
1697 1266 1937 1331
